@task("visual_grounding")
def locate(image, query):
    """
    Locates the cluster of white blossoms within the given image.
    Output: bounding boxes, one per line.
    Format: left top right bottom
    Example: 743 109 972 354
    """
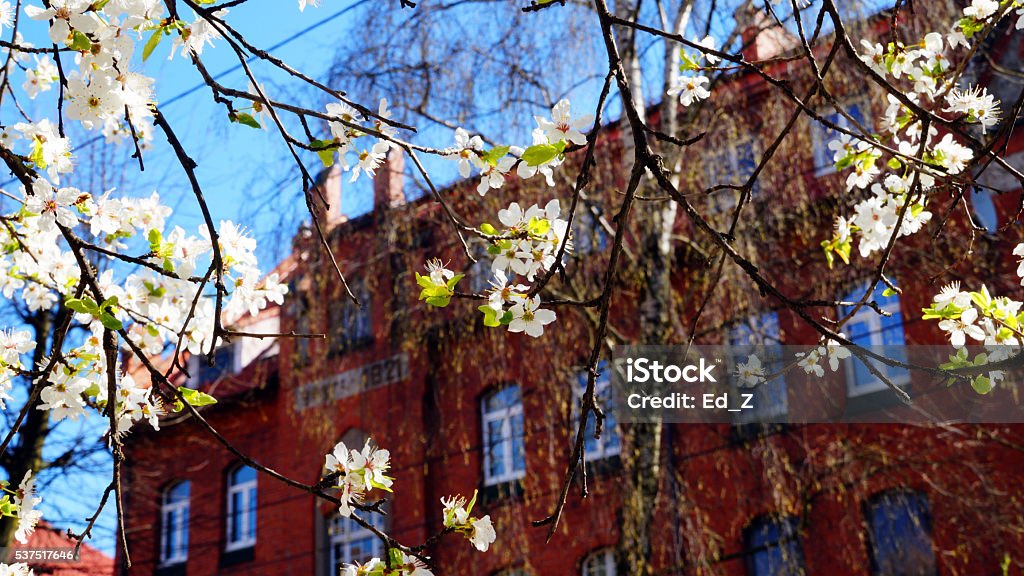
416 199 567 338
417 99 591 338
0 472 42 573
317 98 400 183
341 553 432 576
821 3 1016 266
667 35 718 107
324 441 495 575
735 340 851 387
16 0 173 147
922 243 1024 394
0 470 43 545
323 438 394 518
445 99 593 196
795 340 852 378
441 491 496 551
0 0 504 565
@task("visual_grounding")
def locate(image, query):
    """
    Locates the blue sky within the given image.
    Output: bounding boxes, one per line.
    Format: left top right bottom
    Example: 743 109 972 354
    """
2 0 384 556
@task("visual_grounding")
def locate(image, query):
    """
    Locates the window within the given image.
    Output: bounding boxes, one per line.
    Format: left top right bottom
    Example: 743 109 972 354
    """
811 102 866 175
969 186 998 233
469 242 493 294
193 344 236 386
160 481 190 566
705 136 758 211
482 385 526 485
576 361 620 461
745 516 805 576
328 513 384 572
226 465 257 550
865 490 937 576
581 548 616 576
330 278 372 355
729 312 787 421
840 285 907 396
288 279 310 364
574 206 608 255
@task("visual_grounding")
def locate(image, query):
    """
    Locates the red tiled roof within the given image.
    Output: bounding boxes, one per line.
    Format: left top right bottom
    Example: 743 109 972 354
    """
11 521 114 576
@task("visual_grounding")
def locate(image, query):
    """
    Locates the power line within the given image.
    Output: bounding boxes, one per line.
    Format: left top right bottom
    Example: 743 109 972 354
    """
0 0 370 189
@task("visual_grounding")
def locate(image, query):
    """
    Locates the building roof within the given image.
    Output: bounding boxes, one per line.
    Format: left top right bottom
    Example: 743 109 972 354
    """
11 521 114 576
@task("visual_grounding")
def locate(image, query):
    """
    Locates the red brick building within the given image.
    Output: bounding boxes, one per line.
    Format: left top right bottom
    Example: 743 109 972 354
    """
119 9 1024 576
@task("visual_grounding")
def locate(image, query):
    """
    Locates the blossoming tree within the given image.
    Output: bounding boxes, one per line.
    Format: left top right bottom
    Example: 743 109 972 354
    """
0 0 1023 574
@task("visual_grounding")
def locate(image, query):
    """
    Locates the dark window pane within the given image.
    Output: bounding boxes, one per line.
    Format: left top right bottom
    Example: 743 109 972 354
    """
867 491 937 576
746 516 804 576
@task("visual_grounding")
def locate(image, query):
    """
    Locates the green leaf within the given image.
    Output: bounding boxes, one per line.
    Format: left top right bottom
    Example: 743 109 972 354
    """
387 549 404 570
971 375 993 395
820 239 836 268
882 287 897 297
481 145 510 166
446 273 464 291
29 138 47 169
66 297 98 315
142 29 162 61
486 244 501 255
834 240 851 266
310 139 335 168
179 386 218 407
887 157 902 170
527 217 551 236
148 228 162 250
229 111 262 129
521 143 560 166
480 223 497 235
99 312 122 331
480 304 501 327
415 272 433 290
68 31 91 52
499 311 514 325
679 51 701 72
424 295 452 308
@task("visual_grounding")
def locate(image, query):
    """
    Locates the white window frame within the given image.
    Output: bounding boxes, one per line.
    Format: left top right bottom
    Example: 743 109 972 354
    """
840 287 909 397
576 363 621 462
482 386 526 486
581 548 616 576
159 481 190 566
225 465 257 551
811 100 868 176
328 513 384 570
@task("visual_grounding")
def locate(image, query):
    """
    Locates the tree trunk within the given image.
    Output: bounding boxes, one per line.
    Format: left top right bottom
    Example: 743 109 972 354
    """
618 2 692 573
0 311 53 548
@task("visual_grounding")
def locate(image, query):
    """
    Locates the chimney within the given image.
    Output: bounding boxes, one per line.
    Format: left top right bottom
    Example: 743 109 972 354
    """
373 148 406 211
734 3 799 62
311 165 346 229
